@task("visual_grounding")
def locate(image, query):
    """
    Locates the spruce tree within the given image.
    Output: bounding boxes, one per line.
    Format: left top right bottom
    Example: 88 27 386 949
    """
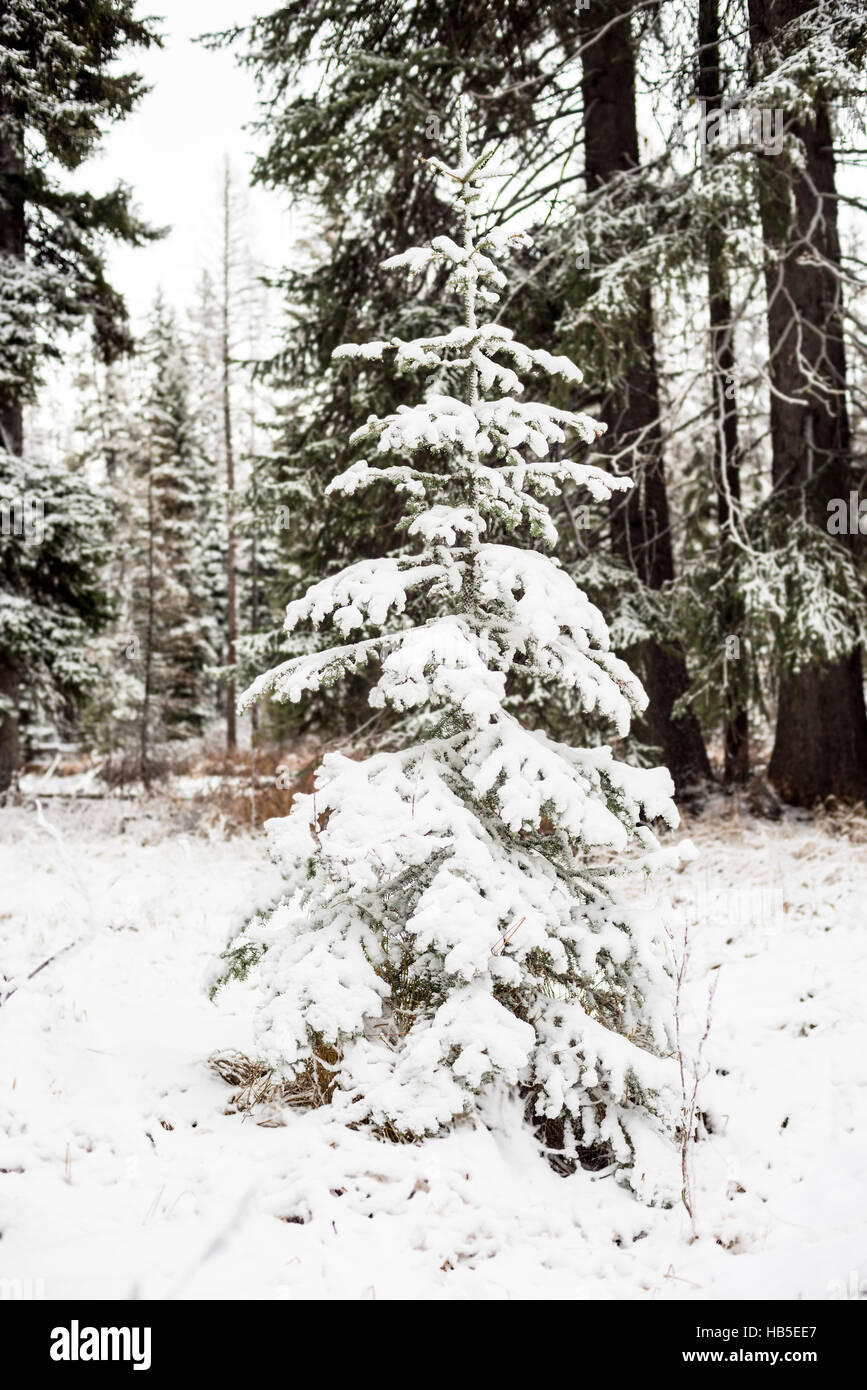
0 0 159 445
0 448 111 785
230 111 681 1191
214 2 591 745
125 299 214 782
0 0 160 786
221 2 718 790
188 269 231 722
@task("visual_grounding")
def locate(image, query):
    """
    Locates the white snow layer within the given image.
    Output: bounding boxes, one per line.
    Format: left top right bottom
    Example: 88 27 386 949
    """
1 796 865 1300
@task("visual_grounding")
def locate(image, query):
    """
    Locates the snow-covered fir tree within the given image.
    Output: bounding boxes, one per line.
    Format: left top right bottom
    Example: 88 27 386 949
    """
0 447 112 786
231 108 685 1191
59 345 142 762
123 298 215 780
0 0 158 787
187 270 233 721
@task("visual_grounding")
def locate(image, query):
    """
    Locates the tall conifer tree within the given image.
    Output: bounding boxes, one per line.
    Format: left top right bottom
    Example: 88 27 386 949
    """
126 299 214 782
0 0 160 787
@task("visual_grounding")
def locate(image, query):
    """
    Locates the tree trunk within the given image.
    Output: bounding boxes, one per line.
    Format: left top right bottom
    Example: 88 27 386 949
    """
580 3 712 794
0 100 25 790
749 0 867 805
222 165 238 752
140 470 156 789
249 509 260 740
699 0 750 784
0 658 21 794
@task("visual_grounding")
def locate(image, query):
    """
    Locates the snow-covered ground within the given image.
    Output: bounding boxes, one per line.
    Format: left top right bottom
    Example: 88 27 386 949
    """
1 792 865 1300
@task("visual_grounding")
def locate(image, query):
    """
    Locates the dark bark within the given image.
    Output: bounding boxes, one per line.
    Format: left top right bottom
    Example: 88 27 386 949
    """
699 0 750 784
749 0 867 805
0 100 24 454
0 657 21 794
771 652 867 804
0 102 25 790
723 707 750 786
580 3 712 794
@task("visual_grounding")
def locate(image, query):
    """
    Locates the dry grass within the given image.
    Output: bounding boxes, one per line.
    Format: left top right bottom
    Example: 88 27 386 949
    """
191 774 301 835
208 1047 424 1144
23 751 108 779
810 798 867 843
179 734 373 834
189 742 326 833
19 732 368 835
209 1047 339 1122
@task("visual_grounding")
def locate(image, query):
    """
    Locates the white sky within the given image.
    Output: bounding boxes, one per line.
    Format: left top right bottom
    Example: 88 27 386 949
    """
77 0 293 323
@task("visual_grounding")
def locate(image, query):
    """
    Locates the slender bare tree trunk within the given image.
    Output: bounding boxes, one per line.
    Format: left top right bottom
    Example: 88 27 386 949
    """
580 1 712 795
140 469 156 789
699 0 750 784
249 493 260 740
749 0 867 805
222 163 238 752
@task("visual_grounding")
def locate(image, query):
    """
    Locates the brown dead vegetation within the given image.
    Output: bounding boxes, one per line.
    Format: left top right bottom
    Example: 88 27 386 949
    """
209 1047 339 1119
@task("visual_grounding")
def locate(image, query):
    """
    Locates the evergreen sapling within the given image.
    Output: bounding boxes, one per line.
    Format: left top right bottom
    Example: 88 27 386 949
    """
233 109 686 1193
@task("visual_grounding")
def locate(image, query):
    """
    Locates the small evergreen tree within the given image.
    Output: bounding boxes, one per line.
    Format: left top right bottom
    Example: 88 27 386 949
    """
229 110 682 1192
215 2 588 745
0 447 111 785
